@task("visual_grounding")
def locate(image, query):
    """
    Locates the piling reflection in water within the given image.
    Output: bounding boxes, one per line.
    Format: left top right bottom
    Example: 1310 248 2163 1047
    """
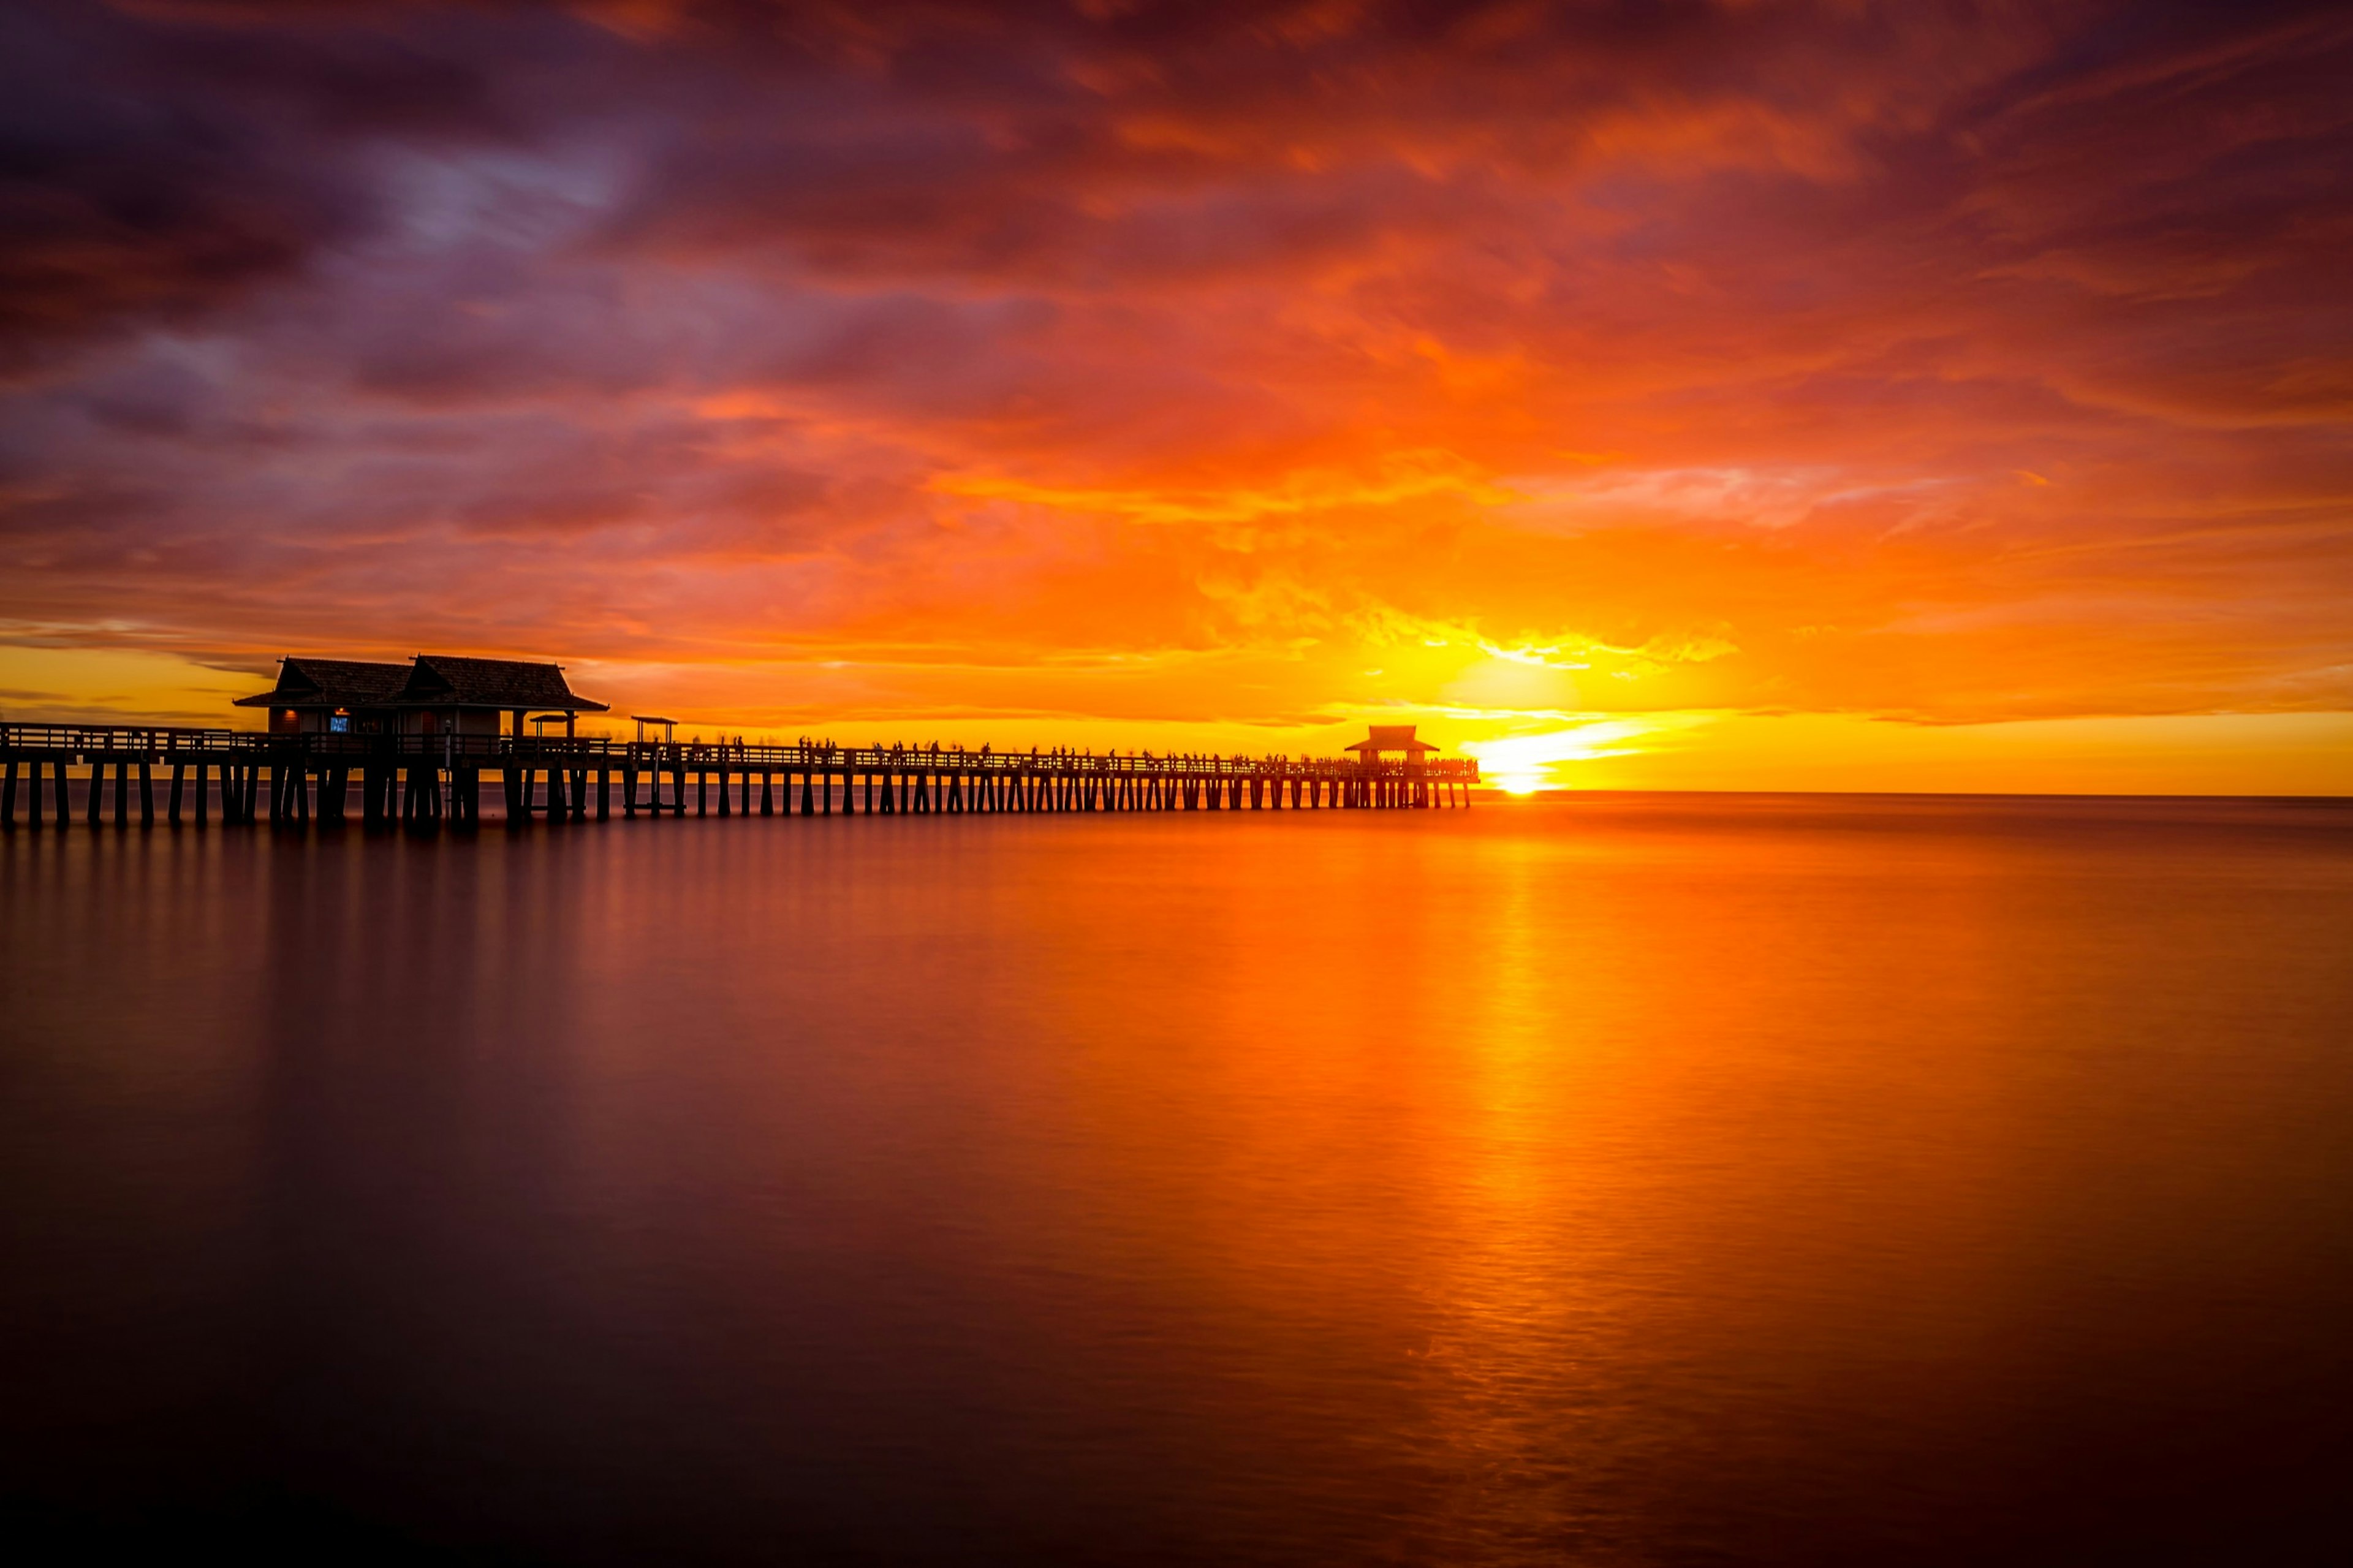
4 796 2352 1562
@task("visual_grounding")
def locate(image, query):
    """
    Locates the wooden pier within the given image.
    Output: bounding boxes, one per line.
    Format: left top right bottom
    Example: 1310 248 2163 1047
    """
0 725 1479 830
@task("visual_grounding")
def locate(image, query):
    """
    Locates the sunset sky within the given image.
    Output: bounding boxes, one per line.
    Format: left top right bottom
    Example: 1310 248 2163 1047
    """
3 0 2348 790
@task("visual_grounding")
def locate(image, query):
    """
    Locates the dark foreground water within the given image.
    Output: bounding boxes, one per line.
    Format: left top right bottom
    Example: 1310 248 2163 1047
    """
4 793 2352 1564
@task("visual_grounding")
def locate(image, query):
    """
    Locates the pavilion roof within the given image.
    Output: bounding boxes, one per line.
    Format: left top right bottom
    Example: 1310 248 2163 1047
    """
404 654 609 712
1344 724 1437 754
232 657 413 710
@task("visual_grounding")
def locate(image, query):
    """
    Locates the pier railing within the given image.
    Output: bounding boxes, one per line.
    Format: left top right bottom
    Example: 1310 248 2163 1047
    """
1 723 1478 829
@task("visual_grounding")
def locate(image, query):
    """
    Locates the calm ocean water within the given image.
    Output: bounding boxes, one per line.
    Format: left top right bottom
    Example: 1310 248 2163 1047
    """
4 793 2351 1564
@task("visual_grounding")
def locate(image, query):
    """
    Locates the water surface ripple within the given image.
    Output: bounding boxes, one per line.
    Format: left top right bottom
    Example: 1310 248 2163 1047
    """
5 795 2351 1563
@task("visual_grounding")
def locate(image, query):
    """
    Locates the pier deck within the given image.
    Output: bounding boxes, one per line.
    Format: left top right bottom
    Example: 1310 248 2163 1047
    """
1 725 1477 828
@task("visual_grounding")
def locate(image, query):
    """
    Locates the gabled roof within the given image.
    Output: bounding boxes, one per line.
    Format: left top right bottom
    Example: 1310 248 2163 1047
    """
403 654 609 712
233 657 414 710
1345 724 1437 755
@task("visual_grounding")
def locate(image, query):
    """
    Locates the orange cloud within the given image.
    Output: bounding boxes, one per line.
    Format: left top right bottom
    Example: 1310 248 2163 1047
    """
1 0 2347 788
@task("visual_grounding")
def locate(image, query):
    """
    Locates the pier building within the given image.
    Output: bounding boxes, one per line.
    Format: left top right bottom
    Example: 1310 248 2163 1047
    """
233 657 412 735
235 654 609 739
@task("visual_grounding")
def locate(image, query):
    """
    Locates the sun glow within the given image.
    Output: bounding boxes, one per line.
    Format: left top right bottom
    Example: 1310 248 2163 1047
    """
1460 718 1697 794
